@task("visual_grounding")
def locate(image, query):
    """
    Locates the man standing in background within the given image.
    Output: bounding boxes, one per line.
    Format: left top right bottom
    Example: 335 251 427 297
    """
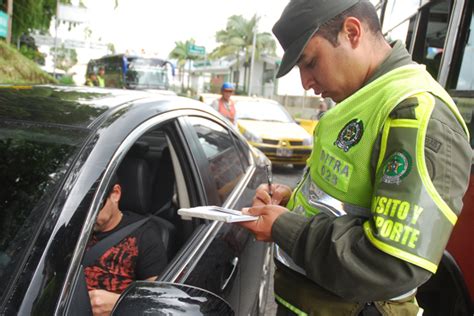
97 67 106 88
211 82 236 124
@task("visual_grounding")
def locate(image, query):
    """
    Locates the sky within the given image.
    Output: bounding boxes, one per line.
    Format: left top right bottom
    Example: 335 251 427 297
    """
54 0 379 95
80 0 290 58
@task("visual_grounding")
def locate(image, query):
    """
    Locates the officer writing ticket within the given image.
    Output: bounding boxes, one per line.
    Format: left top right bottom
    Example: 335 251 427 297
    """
178 206 258 223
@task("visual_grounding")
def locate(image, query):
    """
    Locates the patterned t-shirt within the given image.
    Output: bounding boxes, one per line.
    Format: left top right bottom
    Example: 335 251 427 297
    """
84 212 167 293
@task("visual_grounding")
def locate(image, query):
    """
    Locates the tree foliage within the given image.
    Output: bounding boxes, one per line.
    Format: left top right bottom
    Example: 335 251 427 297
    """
50 43 77 73
18 34 46 65
212 15 276 59
0 0 73 41
211 14 276 91
169 39 204 89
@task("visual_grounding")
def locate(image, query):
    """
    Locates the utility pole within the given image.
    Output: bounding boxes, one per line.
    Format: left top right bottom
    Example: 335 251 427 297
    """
6 0 13 44
248 22 257 96
52 0 60 77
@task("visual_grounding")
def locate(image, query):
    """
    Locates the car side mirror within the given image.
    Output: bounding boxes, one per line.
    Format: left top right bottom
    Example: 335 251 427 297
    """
111 281 234 315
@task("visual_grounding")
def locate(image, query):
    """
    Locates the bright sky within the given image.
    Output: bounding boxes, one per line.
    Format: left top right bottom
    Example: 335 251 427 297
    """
82 0 290 58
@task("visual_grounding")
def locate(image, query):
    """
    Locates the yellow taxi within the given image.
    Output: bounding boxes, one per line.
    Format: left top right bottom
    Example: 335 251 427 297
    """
295 117 318 135
234 97 313 169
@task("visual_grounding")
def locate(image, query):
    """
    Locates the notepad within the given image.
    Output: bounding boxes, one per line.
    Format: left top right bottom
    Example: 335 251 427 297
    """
178 206 258 223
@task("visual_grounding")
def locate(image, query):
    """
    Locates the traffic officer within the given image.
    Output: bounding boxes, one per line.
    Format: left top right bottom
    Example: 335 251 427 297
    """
211 82 236 124
97 66 106 88
238 0 472 315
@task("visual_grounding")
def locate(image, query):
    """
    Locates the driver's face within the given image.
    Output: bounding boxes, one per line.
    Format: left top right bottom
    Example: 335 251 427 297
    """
222 90 233 101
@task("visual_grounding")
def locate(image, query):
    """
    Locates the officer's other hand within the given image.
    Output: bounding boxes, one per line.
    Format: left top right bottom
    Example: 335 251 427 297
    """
253 183 292 207
237 205 288 241
89 289 120 316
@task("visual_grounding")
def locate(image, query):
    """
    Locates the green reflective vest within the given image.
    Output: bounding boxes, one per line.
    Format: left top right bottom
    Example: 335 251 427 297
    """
97 76 105 88
287 64 468 273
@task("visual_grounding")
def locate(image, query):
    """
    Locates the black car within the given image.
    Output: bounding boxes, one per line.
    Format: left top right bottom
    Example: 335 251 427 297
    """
0 86 272 315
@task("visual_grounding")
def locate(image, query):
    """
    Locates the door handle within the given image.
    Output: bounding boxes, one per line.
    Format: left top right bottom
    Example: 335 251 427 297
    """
221 257 239 291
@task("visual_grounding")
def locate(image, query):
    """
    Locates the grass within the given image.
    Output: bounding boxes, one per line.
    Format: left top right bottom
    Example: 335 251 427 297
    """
0 40 57 85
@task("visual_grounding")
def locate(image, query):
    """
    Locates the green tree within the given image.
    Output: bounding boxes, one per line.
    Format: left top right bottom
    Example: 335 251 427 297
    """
169 39 204 91
107 43 116 55
18 34 45 64
51 44 77 73
211 14 276 92
0 0 74 42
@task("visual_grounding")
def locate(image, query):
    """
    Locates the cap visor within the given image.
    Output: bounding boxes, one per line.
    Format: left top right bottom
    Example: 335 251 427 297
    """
276 27 319 78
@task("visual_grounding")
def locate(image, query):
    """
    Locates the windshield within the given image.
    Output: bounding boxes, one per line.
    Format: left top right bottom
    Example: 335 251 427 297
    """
125 58 170 90
234 101 294 123
0 119 89 298
126 68 169 89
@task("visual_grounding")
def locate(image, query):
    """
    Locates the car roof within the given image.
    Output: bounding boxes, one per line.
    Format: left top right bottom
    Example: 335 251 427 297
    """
232 96 280 104
0 85 186 128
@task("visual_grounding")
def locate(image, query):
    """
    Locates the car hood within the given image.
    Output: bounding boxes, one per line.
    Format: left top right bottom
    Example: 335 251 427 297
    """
238 120 310 139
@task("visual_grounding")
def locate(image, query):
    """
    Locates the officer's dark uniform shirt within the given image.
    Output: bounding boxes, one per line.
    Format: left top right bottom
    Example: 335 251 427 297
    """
85 212 167 293
272 41 472 301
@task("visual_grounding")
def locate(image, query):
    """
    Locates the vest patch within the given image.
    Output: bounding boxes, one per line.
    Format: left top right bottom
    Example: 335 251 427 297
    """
317 148 353 192
381 150 412 185
334 119 364 152
372 195 425 249
425 136 442 153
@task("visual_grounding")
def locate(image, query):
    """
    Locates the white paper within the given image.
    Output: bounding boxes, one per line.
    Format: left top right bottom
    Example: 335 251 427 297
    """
178 206 258 223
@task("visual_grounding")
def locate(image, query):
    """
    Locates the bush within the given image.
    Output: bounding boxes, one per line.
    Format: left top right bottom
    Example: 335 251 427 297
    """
58 75 75 85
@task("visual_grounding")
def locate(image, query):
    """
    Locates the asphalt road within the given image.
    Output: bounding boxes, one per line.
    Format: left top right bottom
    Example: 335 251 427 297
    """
264 165 304 316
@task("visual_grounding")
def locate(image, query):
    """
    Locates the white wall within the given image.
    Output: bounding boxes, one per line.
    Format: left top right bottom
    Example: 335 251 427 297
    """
276 67 307 96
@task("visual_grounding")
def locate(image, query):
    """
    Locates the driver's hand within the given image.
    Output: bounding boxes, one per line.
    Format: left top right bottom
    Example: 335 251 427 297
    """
89 289 120 316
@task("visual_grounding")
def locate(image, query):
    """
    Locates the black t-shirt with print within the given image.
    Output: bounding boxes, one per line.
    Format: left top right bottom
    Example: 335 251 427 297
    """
84 211 167 293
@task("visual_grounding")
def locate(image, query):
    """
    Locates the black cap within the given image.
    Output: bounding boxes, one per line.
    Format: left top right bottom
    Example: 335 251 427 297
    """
273 0 361 78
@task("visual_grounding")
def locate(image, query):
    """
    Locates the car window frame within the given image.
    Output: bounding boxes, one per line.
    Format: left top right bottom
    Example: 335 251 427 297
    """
56 107 257 314
56 109 205 314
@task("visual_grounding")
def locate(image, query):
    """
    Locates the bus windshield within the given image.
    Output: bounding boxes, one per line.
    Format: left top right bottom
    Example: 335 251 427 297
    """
86 55 174 91
125 57 170 90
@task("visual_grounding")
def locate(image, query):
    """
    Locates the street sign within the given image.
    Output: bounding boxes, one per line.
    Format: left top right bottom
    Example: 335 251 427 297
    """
194 60 212 68
0 11 8 38
187 44 206 56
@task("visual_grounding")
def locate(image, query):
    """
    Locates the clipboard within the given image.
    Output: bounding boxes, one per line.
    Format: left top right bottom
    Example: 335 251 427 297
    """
178 206 258 223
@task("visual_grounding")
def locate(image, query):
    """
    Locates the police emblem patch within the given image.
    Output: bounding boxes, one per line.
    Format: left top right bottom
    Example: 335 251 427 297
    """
382 150 412 184
334 119 364 152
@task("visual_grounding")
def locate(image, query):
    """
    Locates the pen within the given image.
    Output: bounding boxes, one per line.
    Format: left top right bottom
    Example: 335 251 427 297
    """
265 164 273 198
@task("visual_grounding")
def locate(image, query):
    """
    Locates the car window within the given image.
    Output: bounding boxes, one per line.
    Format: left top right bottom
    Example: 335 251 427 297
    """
234 101 294 123
188 117 246 204
0 120 89 299
232 133 250 170
455 5 473 90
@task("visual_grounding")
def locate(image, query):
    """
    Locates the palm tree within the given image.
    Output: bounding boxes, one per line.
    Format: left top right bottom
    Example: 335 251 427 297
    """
211 15 276 93
169 39 203 91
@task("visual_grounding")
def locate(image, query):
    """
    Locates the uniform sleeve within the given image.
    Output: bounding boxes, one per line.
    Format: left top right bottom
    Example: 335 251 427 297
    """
272 97 471 302
424 97 472 215
135 224 168 280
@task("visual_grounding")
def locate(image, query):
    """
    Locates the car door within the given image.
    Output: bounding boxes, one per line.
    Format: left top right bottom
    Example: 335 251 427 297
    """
177 115 269 315
49 107 267 316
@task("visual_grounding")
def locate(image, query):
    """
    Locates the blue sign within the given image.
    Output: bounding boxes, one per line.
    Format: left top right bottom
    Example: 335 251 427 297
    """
0 11 8 38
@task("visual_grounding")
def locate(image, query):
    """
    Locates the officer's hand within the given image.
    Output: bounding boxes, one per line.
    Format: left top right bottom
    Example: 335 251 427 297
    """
253 183 292 207
237 205 288 241
89 289 120 316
